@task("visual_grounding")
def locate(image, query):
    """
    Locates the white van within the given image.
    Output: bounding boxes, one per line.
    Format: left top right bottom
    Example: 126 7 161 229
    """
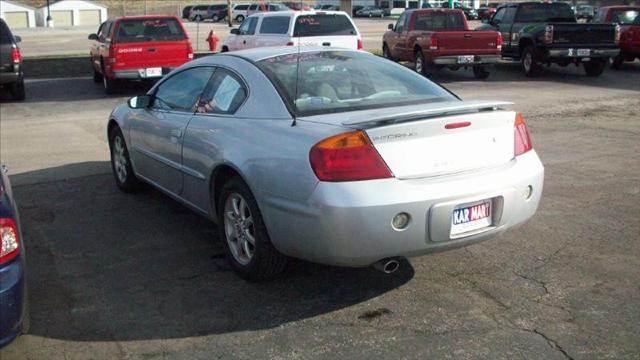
221 11 363 52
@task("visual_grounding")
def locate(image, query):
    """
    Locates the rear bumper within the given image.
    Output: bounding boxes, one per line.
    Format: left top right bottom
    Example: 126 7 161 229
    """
0 72 21 85
433 54 501 66
112 67 175 80
260 150 544 267
546 48 620 59
0 258 25 349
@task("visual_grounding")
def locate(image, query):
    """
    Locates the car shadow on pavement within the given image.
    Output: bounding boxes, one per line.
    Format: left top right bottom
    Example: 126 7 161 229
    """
11 162 415 342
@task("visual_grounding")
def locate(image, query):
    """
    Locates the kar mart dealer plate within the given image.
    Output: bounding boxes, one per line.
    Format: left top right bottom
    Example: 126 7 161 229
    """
451 199 492 236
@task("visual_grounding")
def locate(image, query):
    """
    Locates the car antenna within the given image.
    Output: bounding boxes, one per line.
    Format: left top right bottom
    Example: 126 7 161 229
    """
291 0 303 127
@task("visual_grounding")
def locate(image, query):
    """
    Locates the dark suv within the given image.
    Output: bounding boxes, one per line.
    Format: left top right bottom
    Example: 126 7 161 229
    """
0 19 24 101
190 4 228 22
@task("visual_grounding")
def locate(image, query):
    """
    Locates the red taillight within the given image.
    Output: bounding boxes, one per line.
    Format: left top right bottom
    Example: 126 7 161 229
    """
286 41 294 46
543 25 554 45
496 33 503 50
429 36 438 50
11 46 21 64
309 130 393 182
187 43 194 59
514 112 533 156
357 38 363 50
0 218 20 264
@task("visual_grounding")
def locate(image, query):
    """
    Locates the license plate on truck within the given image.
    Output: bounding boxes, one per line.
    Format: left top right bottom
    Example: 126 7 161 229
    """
451 200 492 236
145 67 162 77
457 55 475 64
577 49 591 56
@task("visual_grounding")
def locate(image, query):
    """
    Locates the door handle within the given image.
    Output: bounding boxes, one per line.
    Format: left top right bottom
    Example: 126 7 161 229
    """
147 48 156 52
170 129 183 138
322 42 331 46
243 40 246 44
464 34 472 38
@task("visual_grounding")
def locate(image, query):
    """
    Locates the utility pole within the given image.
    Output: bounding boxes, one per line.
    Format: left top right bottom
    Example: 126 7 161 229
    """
227 0 233 27
46 0 54 27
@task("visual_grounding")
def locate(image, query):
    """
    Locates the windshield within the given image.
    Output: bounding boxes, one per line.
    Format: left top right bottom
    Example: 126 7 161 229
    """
515 3 576 22
256 51 456 116
116 18 186 43
293 14 356 37
611 10 640 24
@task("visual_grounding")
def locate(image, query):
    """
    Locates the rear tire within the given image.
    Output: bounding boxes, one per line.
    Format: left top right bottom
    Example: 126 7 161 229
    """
109 126 141 193
102 65 119 95
93 68 103 82
217 177 287 281
9 78 25 101
521 46 542 77
415 50 434 76
472 66 490 80
610 55 624 70
584 60 606 77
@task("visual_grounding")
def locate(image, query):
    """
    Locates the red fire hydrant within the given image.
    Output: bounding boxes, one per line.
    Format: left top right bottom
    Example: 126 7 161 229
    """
206 30 219 52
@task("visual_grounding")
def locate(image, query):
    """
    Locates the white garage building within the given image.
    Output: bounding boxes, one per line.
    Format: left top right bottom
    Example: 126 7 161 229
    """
36 0 107 27
0 0 36 28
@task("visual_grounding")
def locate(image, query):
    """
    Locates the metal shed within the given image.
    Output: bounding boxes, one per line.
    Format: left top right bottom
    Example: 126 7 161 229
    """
36 0 107 27
0 0 36 28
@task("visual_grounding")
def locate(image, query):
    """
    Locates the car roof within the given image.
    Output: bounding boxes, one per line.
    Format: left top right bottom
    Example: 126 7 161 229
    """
113 15 180 21
250 10 348 18
215 46 360 62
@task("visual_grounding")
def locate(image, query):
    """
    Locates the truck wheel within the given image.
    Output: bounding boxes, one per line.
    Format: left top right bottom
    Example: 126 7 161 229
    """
415 51 434 76
218 176 287 281
212 14 219 22
9 78 25 101
102 65 119 95
472 66 490 80
521 46 542 77
584 60 606 77
221 46 229 53
610 55 624 70
382 44 394 61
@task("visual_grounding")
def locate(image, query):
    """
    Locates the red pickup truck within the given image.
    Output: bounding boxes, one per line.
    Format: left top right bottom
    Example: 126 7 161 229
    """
89 15 193 94
594 6 640 69
382 9 502 79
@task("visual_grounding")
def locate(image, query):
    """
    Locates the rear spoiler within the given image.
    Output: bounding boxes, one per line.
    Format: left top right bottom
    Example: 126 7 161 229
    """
341 100 513 127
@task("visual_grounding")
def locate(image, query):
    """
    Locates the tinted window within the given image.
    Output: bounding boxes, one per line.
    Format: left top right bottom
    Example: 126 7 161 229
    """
414 12 465 30
152 67 216 112
197 69 247 114
257 51 455 116
294 15 356 37
260 16 290 34
610 10 640 24
194 5 208 10
235 4 249 10
0 20 14 45
395 12 407 32
515 3 575 22
98 20 113 41
503 7 516 23
116 18 186 42
492 7 505 23
238 16 258 35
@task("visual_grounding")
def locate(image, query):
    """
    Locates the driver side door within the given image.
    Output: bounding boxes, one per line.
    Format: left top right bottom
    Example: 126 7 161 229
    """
129 66 216 195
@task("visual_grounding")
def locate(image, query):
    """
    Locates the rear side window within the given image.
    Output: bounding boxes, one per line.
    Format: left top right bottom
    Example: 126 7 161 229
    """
198 69 247 115
0 20 13 45
116 18 186 43
260 16 291 34
414 12 465 30
515 4 575 22
294 14 357 37
610 10 640 24
194 5 208 11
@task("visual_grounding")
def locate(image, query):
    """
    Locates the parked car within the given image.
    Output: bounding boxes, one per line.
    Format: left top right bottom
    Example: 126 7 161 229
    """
232 4 250 22
477 6 496 20
356 6 385 18
221 11 362 52
189 4 228 22
182 5 194 19
0 19 25 101
593 6 640 69
0 164 29 348
574 4 595 21
107 47 544 280
478 2 620 77
89 15 194 94
441 2 478 20
352 5 364 14
421 3 433 8
320 4 340 11
383 9 502 79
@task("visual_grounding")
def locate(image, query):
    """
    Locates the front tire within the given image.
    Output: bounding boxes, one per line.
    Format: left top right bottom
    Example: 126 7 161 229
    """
521 46 542 77
382 44 394 61
217 177 286 281
472 66 490 80
236 15 244 23
584 60 606 77
109 127 141 193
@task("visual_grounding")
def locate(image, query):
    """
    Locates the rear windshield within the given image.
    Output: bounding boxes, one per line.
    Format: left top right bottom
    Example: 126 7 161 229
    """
610 10 640 24
293 14 357 37
0 20 13 45
414 12 465 30
116 18 186 43
256 51 455 116
235 5 249 10
515 3 575 22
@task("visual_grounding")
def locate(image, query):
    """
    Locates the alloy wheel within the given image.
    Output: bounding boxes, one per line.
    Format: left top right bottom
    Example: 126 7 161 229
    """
224 193 255 265
112 135 127 183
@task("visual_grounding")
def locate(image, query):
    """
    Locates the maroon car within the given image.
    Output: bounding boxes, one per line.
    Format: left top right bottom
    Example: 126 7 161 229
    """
594 6 640 69
477 6 497 20
382 8 502 79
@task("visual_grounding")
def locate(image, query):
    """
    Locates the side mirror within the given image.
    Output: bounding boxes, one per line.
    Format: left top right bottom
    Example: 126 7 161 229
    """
88 33 99 40
388 23 394 30
230 28 239 35
13 35 21 43
128 95 151 109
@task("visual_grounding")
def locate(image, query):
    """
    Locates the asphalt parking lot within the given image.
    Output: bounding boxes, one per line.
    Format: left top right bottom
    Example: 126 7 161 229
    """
1 56 639 358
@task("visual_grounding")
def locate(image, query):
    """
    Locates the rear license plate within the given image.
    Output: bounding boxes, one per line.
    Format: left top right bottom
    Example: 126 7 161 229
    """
451 200 492 236
145 67 162 77
457 55 475 64
577 49 591 56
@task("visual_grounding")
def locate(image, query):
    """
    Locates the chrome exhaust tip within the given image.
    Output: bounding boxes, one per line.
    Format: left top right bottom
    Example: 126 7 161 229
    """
372 258 401 274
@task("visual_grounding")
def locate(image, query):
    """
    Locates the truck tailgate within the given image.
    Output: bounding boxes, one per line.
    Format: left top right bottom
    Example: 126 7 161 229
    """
433 30 500 55
551 23 616 46
113 40 191 69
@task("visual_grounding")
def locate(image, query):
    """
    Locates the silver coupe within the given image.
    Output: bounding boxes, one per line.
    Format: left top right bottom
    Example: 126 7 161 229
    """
108 47 544 280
